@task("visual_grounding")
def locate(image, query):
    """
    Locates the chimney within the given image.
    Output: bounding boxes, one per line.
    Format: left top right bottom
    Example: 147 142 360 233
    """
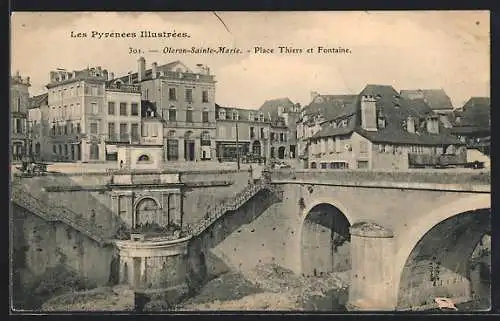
196 63 204 74
152 62 158 79
310 91 320 102
103 70 109 80
109 72 115 80
138 57 146 82
407 116 416 133
128 72 132 84
360 95 378 131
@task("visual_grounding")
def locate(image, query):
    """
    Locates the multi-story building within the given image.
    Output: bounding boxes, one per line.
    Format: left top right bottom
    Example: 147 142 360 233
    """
259 98 300 159
450 97 490 156
400 88 455 128
116 101 164 170
214 105 270 161
28 93 51 161
11 71 31 162
116 58 217 162
46 67 141 162
297 92 358 167
305 84 466 170
103 77 142 161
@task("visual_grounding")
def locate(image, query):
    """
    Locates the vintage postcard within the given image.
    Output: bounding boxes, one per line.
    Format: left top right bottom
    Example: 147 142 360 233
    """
10 11 491 313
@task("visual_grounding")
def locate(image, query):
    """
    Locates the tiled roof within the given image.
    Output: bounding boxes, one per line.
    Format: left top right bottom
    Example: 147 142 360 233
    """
259 97 296 120
29 93 48 109
450 97 490 133
312 84 462 145
400 89 454 110
302 94 358 120
115 60 191 84
215 104 271 122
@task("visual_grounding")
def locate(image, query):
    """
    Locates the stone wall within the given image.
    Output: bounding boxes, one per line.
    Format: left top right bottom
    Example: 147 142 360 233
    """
180 170 251 226
12 204 115 298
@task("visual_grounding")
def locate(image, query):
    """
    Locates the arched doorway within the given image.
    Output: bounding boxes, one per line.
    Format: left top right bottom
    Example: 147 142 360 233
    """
278 146 286 159
90 143 99 160
134 197 161 227
184 131 195 161
396 208 491 310
252 141 261 156
301 203 351 276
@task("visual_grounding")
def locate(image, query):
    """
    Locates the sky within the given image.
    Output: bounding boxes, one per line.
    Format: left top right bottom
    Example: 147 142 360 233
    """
11 11 490 109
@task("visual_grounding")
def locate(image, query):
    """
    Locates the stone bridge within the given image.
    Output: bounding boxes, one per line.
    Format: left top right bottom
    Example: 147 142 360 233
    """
260 169 491 311
11 168 490 311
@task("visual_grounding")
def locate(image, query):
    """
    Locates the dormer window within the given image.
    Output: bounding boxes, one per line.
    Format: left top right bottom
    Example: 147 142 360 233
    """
377 115 386 129
249 112 254 121
219 109 226 120
259 112 264 122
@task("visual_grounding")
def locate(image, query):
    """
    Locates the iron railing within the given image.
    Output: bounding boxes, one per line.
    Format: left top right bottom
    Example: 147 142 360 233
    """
182 176 282 236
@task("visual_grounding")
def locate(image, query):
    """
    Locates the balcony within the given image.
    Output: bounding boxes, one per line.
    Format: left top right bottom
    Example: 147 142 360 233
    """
105 83 141 93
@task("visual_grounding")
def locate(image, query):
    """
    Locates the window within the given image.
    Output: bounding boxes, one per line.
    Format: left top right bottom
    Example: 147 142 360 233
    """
202 109 209 122
169 88 176 101
131 123 139 141
91 103 98 115
64 123 68 135
201 131 211 146
76 123 81 133
137 154 150 162
259 112 264 122
202 90 209 103
108 122 115 140
219 109 226 120
151 124 158 137
120 103 127 116
91 85 98 96
250 127 255 139
186 107 193 122
108 102 115 115
357 160 369 169
16 119 22 133
359 141 369 155
169 108 177 121
280 133 284 142
167 139 179 160
131 103 139 116
249 112 254 121
119 123 127 141
141 123 148 137
90 122 98 134
260 128 265 138
185 89 193 102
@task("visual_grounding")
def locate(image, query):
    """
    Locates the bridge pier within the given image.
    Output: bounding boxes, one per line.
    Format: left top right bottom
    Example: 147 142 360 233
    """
347 222 397 311
114 236 191 309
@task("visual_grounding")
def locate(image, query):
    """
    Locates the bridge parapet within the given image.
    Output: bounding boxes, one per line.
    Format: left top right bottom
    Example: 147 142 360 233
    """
270 169 490 192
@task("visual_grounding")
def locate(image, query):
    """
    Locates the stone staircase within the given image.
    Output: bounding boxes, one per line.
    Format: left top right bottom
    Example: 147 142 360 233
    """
11 184 110 246
183 176 283 237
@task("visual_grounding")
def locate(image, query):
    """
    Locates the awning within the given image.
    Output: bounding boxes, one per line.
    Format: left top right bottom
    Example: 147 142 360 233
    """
106 144 118 154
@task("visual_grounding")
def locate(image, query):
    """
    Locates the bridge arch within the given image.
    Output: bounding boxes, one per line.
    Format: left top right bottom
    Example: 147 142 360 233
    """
393 194 491 310
300 199 353 277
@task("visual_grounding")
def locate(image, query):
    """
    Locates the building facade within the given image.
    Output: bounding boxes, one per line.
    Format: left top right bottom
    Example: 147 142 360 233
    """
260 98 300 160
28 93 51 161
103 80 142 161
116 58 217 162
305 85 466 170
11 71 31 162
214 105 270 161
46 67 110 162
